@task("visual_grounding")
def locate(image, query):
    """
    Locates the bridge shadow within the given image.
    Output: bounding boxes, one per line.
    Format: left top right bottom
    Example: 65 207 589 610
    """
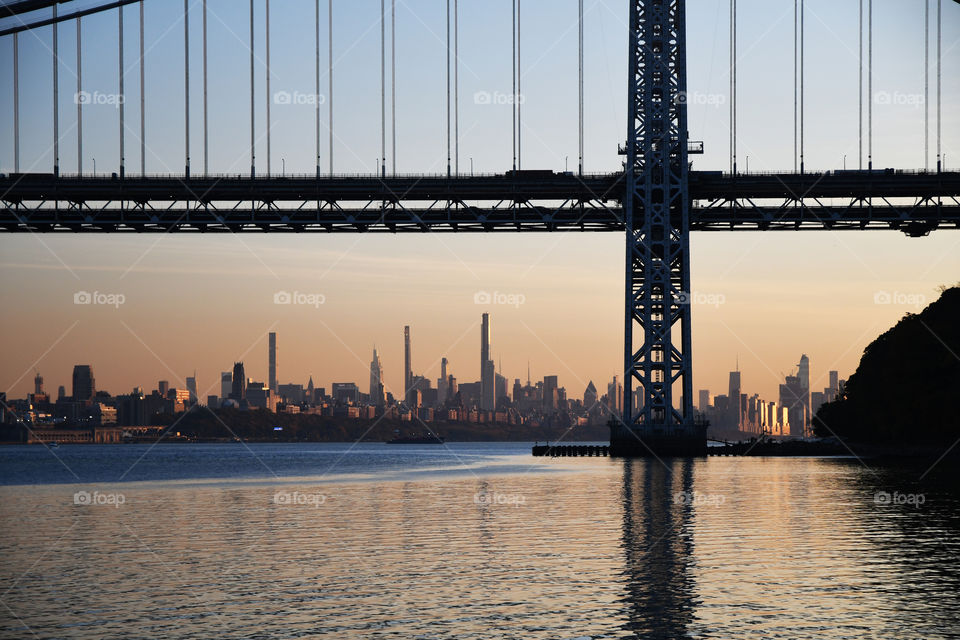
619 458 697 639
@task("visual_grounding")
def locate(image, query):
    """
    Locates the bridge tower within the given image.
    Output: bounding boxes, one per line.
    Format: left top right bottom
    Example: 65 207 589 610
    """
612 0 706 456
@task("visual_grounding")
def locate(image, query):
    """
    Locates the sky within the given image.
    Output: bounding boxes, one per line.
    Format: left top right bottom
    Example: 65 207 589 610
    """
0 0 958 407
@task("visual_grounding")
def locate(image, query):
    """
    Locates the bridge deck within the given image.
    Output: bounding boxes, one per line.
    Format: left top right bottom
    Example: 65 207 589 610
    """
2 171 958 234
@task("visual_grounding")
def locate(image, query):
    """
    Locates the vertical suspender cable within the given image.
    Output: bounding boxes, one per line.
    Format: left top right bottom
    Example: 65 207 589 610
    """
445 0 450 177
250 0 255 177
329 0 333 176
203 0 208 176
868 0 872 170
391 0 396 175
858 0 862 170
185 0 190 177
924 0 929 171
517 0 521 170
13 33 18 174
512 0 516 171
800 0 804 174
54 5 59 175
793 0 797 172
937 0 941 172
730 0 736 174
454 0 461 175
120 5 125 177
316 0 320 176
381 0 385 177
77 18 82 174
266 0 271 177
140 1 145 175
578 0 583 176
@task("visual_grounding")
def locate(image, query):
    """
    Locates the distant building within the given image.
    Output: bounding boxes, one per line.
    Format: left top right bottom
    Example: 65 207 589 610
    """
698 389 710 413
607 376 622 414
728 369 741 429
268 332 278 394
186 375 199 405
404 326 413 406
369 347 385 407
158 380 169 397
332 383 360 405
34 372 44 396
220 371 232 401
246 382 276 411
230 362 246 400
480 314 495 411
584 381 598 411
438 358 449 406
72 365 95 404
779 375 807 437
543 375 559 411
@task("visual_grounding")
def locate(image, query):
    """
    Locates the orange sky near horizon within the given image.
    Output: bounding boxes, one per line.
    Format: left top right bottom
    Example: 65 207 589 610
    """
1 229 957 407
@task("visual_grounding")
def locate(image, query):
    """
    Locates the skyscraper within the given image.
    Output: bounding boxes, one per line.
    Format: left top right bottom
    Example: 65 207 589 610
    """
543 375 558 411
369 346 384 406
584 381 598 410
728 368 742 429
220 371 232 401
34 372 43 396
268 332 278 393
438 358 449 405
698 389 710 412
186 374 199 405
480 313 495 411
404 326 412 406
72 365 95 403
798 354 811 428
230 362 246 400
607 376 623 414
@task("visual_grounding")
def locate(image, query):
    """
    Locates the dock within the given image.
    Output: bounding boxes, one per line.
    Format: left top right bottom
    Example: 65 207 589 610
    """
532 444 610 457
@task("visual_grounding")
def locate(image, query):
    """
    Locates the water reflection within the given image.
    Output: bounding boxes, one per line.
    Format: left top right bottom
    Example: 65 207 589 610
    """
620 459 696 639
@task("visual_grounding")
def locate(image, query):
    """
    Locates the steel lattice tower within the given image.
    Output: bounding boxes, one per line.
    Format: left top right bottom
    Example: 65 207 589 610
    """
613 0 700 455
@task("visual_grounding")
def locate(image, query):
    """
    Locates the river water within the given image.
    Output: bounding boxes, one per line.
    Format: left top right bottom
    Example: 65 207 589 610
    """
1 442 959 639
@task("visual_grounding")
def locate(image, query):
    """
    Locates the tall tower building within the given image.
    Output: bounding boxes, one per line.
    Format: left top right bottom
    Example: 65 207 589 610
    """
403 326 412 406
268 332 278 393
698 389 710 413
584 381 598 410
220 371 232 401
34 372 44 396
798 354 811 428
186 373 199 404
369 347 384 406
230 362 246 400
438 358 449 404
480 313 495 411
728 367 742 429
72 365 95 403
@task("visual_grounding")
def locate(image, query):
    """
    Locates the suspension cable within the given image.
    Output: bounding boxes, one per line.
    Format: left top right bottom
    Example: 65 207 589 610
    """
119 4 124 177
184 0 189 177
140 0 144 175
53 4 59 175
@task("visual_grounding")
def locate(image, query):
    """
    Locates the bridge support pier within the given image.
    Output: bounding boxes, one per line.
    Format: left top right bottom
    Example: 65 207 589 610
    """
612 0 706 457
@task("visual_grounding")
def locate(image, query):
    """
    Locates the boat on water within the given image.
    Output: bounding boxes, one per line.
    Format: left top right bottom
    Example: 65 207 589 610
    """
385 434 445 444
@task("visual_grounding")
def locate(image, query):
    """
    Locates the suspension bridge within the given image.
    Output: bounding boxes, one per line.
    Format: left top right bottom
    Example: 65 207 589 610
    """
1 0 958 456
